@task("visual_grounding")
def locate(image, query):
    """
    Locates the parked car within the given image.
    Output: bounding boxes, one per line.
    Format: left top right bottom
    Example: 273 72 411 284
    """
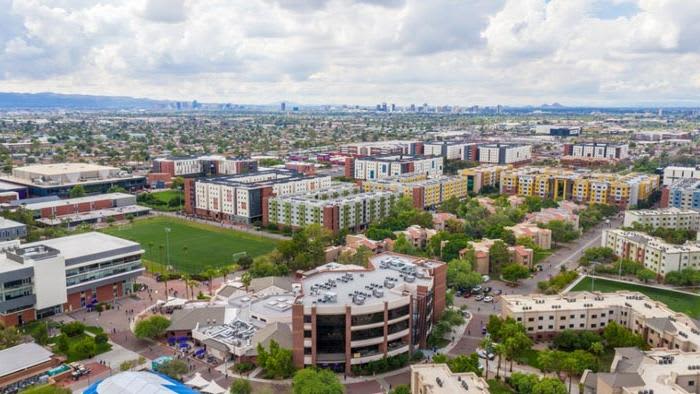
475 294 484 301
483 286 492 294
482 275 490 282
483 296 494 303
494 289 503 296
476 348 496 360
463 292 473 298
472 285 482 293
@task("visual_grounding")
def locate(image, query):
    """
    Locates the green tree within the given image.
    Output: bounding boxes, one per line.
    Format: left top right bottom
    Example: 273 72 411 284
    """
637 268 656 283
603 321 647 349
158 359 188 380
504 331 533 372
501 263 530 283
532 377 567 394
479 336 493 379
107 185 127 193
171 176 185 190
292 368 344 394
69 184 86 198
447 353 482 376
392 233 418 256
0 323 21 350
257 340 295 379
31 324 50 345
230 379 252 394
389 385 410 394
543 220 579 244
489 240 510 272
73 337 97 359
446 258 483 291
509 372 539 394
134 315 170 339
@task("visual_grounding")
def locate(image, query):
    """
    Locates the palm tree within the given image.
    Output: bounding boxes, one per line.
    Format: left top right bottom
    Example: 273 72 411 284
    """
160 272 171 299
241 272 252 292
494 343 506 379
181 273 191 299
204 268 218 295
480 336 493 379
188 279 200 299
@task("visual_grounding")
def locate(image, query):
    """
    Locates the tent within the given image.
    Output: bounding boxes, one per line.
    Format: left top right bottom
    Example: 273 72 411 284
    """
201 380 226 394
184 372 209 389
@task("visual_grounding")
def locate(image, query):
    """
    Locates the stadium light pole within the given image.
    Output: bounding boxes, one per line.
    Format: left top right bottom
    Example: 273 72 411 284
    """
165 227 171 271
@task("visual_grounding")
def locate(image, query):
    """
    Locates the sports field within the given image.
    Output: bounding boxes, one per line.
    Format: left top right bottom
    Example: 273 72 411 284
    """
572 276 700 319
101 216 278 274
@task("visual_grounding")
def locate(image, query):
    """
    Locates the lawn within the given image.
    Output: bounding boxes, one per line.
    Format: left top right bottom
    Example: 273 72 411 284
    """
138 190 184 212
572 276 700 319
513 348 542 370
101 216 278 274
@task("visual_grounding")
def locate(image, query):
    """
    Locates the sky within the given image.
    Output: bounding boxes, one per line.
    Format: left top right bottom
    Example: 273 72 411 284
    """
1 0 700 107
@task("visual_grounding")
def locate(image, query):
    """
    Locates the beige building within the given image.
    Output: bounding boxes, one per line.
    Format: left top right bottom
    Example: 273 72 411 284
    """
505 222 552 250
623 207 700 230
460 238 534 274
410 364 489 394
458 165 511 194
432 212 465 231
602 229 700 277
501 291 700 349
394 225 437 249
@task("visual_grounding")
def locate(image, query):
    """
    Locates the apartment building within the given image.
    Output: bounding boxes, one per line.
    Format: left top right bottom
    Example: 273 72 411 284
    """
458 165 510 193
582 348 700 394
505 222 552 250
477 143 532 166
525 201 581 230
562 142 629 160
0 232 144 326
423 141 478 161
460 238 534 274
432 212 465 232
291 253 447 374
362 175 467 209
410 364 489 394
184 169 331 223
264 184 399 232
339 140 423 156
662 179 700 210
393 225 437 249
152 155 258 178
499 167 660 209
601 229 700 277
534 125 581 136
350 155 443 181
623 208 700 230
662 165 700 187
501 291 700 350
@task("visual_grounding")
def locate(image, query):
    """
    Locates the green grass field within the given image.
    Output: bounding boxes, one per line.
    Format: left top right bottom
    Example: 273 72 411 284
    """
101 216 278 274
572 277 700 319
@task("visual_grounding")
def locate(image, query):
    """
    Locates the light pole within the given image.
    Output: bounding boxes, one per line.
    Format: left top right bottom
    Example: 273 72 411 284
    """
165 227 171 272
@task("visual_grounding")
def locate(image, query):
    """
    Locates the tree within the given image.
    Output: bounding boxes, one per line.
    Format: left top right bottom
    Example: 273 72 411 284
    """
31 323 50 345
134 315 170 339
256 340 295 379
61 321 86 337
494 343 505 378
241 272 252 291
603 321 647 349
73 337 97 359
542 220 579 244
171 176 185 190
509 372 540 394
0 323 21 350
504 331 532 372
389 385 410 394
532 377 567 394
292 368 344 394
447 353 482 376
238 255 254 269
107 185 127 193
446 258 483 291
203 268 219 295
479 336 493 379
501 263 530 283
69 184 86 198
366 225 394 241
392 233 418 256
637 268 656 283
158 359 188 380
489 240 510 272
230 379 252 394
552 330 601 352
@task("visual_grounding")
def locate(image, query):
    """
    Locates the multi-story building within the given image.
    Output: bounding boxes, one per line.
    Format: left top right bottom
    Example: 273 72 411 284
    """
500 167 660 209
602 229 700 277
291 253 447 374
505 222 552 250
152 156 203 177
0 163 146 198
350 155 443 181
525 201 581 230
0 218 26 241
562 142 629 160
0 232 144 326
582 348 700 394
362 175 467 209
184 169 331 223
662 166 700 187
662 179 700 210
501 291 700 349
534 125 581 137
13 192 150 227
264 184 399 232
410 364 489 394
460 239 534 274
150 155 258 188
477 143 532 166
623 208 700 230
423 141 478 161
393 225 437 249
339 140 423 156
458 165 510 193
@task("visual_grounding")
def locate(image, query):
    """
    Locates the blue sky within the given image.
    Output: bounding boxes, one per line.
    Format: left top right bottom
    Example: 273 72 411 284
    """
0 0 699 106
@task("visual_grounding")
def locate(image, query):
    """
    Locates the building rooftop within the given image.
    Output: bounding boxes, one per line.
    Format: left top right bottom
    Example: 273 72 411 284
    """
0 343 54 378
410 364 489 393
356 154 436 163
196 169 326 188
12 163 119 176
299 252 441 307
0 217 25 230
19 192 135 210
626 207 699 217
25 232 142 264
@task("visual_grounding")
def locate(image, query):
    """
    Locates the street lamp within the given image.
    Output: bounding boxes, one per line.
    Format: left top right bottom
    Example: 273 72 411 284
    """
165 227 171 272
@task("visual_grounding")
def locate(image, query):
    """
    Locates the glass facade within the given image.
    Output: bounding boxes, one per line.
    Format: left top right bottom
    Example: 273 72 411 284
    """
0 277 33 302
65 255 142 287
315 314 345 354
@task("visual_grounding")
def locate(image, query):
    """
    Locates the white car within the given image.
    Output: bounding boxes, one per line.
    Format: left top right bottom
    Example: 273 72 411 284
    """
475 294 484 301
483 296 494 303
476 349 496 360
481 275 490 283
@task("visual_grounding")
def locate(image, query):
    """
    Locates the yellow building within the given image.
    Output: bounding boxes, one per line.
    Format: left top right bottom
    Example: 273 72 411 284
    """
363 175 468 209
458 165 510 193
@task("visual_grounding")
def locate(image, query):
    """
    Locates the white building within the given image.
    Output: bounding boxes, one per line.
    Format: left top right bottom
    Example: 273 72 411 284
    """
410 364 488 394
422 141 477 161
663 166 700 187
353 155 443 181
477 143 532 165
564 142 629 160
623 208 700 230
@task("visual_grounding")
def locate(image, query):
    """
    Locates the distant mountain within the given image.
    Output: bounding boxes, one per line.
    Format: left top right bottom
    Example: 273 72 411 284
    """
0 92 172 110
540 102 565 109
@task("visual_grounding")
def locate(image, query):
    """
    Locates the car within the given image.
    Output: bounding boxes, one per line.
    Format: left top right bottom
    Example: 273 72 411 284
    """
475 294 484 301
481 327 487 335
494 289 503 296
476 349 496 360
483 286 492 294
482 275 490 282
463 292 473 298
472 285 482 293
483 296 494 303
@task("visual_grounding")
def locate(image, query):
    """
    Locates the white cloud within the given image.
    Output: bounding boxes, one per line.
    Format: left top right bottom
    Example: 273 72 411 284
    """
0 0 699 105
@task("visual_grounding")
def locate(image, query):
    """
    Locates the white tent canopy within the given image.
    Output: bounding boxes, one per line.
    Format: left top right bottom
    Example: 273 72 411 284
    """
201 380 226 394
184 373 209 389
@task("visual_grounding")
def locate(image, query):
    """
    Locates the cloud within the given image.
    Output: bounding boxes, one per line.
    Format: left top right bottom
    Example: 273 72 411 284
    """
0 0 699 106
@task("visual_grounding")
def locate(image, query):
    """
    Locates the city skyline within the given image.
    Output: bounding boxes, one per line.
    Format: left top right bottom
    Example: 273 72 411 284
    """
1 0 700 106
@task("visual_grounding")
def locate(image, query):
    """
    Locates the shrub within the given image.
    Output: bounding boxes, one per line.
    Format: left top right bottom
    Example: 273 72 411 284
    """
233 362 256 374
94 333 109 345
61 322 86 337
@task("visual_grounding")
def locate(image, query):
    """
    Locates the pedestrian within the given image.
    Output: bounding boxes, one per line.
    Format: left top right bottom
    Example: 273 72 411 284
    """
468 329 471 335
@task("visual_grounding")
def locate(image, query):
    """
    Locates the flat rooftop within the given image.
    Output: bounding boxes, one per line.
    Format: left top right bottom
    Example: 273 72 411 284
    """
197 169 326 188
36 205 150 226
0 342 54 378
0 217 25 229
300 253 441 307
411 364 488 393
13 163 118 175
356 154 435 163
25 232 142 264
627 208 699 217
21 192 135 210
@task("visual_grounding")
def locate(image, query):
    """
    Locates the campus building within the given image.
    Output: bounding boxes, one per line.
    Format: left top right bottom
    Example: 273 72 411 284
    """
0 232 144 326
339 140 423 156
504 222 552 250
0 163 146 198
501 291 700 349
534 125 581 137
499 167 660 209
562 142 629 160
0 218 26 241
348 155 443 181
0 343 62 390
458 165 510 194
623 208 700 231
264 184 399 232
292 253 447 374
362 175 467 209
423 141 478 161
410 364 489 394
662 166 700 187
11 192 150 227
477 143 532 166
602 229 700 277
149 155 258 188
460 239 534 274
184 169 331 223
662 179 700 211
